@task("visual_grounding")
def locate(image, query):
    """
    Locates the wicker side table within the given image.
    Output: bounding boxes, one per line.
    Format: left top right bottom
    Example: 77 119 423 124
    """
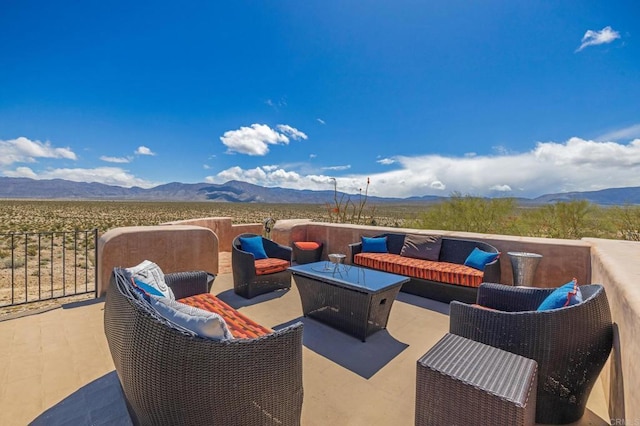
416 333 538 426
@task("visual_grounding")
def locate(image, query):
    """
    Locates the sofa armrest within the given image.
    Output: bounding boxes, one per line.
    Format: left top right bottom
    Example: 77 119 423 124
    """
263 239 292 261
482 258 501 284
165 271 210 299
476 282 553 311
349 242 362 263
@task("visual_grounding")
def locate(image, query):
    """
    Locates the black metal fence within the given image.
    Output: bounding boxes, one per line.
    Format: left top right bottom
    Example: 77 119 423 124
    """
0 229 98 308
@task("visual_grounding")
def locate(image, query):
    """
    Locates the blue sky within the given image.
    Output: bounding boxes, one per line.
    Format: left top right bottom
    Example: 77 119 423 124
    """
1 1 639 198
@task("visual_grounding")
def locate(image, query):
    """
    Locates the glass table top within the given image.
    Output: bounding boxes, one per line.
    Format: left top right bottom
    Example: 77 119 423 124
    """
289 261 409 293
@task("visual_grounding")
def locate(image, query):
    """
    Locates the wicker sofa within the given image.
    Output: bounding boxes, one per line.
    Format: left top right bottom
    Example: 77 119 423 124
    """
349 233 501 304
104 268 304 426
449 283 613 424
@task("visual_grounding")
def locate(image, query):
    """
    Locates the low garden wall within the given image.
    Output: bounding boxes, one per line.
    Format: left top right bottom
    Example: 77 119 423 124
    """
98 225 219 297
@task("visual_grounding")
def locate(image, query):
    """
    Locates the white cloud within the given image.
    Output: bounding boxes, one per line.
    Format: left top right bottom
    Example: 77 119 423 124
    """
322 165 351 171
203 164 211 169
576 26 620 52
317 118 326 125
135 146 156 156
377 158 396 165
490 184 512 192
3 166 157 188
0 137 77 166
598 124 640 142
430 181 446 190
4 166 38 179
220 123 306 156
205 137 640 198
277 124 308 140
100 155 131 163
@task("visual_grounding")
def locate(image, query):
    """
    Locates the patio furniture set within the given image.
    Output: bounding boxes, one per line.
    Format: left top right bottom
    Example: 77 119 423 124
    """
103 232 613 425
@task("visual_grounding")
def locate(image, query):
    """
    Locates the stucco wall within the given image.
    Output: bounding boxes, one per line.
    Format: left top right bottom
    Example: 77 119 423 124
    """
163 217 263 251
273 221 592 287
97 225 218 296
586 238 640 423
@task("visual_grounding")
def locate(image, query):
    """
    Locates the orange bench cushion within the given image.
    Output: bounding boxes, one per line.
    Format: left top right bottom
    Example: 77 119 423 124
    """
178 293 272 339
254 258 290 276
354 252 484 288
293 241 321 250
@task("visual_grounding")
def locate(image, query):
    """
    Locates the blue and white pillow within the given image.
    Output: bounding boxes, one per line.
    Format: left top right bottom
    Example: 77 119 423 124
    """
125 260 175 300
150 296 234 340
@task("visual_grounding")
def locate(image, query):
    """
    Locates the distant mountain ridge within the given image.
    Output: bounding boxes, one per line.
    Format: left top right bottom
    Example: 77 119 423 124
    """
0 176 639 205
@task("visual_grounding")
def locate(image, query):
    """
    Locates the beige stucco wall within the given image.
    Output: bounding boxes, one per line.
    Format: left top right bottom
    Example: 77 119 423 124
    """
97 225 219 297
163 217 263 251
273 221 592 287
585 238 640 423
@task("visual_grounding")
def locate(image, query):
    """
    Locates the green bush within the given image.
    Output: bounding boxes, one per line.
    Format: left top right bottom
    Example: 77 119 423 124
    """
409 193 517 234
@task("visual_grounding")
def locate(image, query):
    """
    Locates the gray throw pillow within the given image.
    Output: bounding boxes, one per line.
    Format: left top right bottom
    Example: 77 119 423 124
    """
400 235 442 261
150 296 234 340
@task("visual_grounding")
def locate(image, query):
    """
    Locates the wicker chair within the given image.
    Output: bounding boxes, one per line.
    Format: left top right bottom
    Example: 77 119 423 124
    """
232 233 292 299
104 268 304 426
449 283 613 424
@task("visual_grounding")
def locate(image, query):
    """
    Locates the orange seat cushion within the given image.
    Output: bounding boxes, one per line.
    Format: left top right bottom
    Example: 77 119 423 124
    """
178 293 272 339
354 252 484 288
294 241 321 250
254 258 290 276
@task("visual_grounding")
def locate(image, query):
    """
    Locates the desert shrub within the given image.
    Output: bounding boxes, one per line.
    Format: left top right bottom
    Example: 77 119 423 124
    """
409 193 517 234
1 258 25 269
611 204 640 241
325 178 378 225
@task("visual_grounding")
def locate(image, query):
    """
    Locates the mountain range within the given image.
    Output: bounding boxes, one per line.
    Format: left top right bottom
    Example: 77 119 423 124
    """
0 176 639 205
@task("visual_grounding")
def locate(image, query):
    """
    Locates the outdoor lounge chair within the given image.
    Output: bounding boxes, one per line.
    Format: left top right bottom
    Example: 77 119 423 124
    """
104 268 303 425
232 233 292 299
449 283 613 424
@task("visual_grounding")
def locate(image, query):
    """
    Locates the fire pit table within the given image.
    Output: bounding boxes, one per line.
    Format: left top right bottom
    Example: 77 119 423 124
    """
289 262 409 341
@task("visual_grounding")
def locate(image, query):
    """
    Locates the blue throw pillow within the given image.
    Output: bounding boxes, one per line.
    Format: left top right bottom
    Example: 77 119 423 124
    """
464 247 500 271
361 236 388 253
537 279 583 311
133 279 165 297
239 236 268 259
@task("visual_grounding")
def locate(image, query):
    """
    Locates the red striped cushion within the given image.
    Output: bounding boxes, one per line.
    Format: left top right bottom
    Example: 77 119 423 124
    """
255 258 290 276
354 253 484 288
178 293 272 339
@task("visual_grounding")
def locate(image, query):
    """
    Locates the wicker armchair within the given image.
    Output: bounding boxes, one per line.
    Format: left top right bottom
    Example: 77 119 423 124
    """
449 283 613 424
232 233 292 299
104 268 304 426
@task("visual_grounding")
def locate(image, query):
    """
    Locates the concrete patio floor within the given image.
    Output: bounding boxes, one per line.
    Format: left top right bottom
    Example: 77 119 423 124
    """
0 255 610 425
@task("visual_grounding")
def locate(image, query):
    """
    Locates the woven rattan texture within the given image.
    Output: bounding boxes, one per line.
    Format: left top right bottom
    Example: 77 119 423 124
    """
416 333 537 426
292 272 402 341
232 233 292 299
104 269 304 425
292 241 324 264
349 234 501 304
449 283 613 424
